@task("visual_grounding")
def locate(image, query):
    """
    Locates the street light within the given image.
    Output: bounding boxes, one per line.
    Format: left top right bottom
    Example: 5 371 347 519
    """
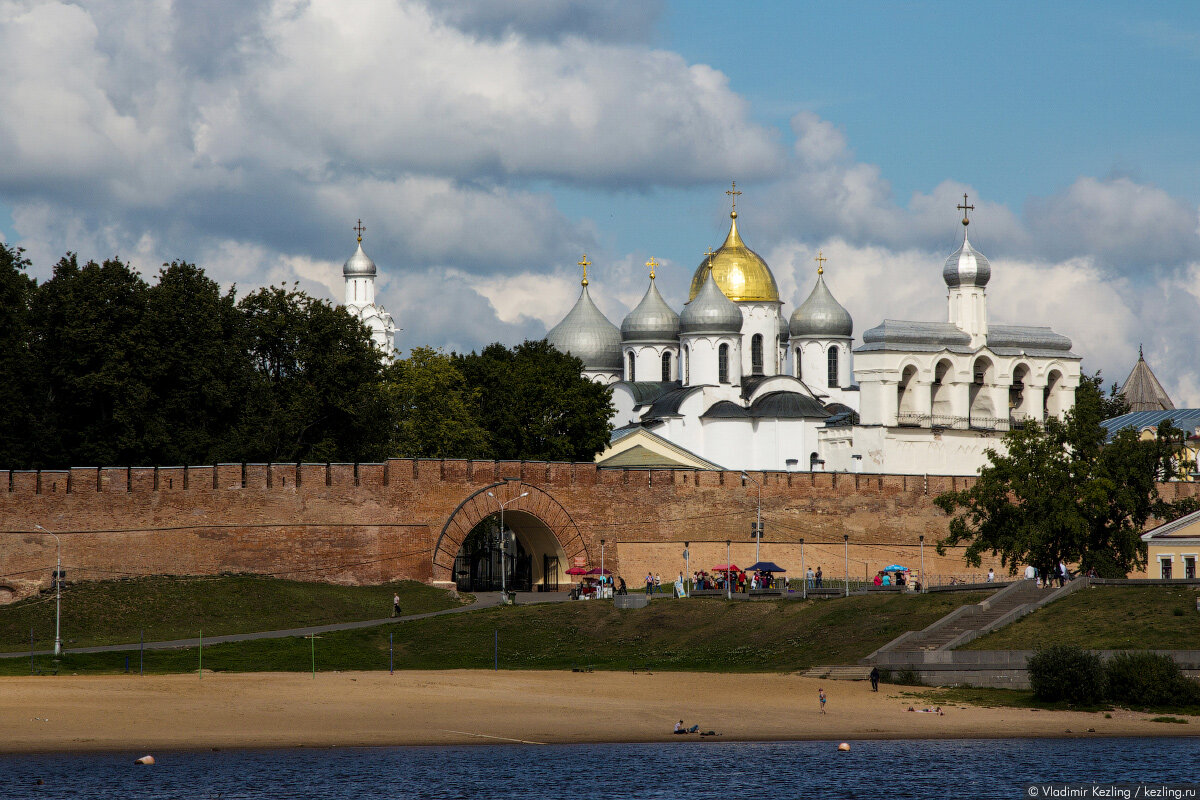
600 539 606 596
739 472 763 565
800 538 806 599
34 524 63 656
920 535 926 593
843 534 850 597
726 539 732 600
486 490 529 598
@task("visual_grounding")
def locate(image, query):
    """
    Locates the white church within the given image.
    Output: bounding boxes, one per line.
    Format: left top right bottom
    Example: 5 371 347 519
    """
341 220 397 356
545 189 1082 476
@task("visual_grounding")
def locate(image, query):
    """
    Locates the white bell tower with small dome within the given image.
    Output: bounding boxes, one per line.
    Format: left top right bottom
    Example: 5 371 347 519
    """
343 220 396 358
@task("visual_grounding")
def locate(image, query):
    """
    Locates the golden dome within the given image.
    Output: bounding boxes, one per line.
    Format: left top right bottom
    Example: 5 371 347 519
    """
688 211 780 303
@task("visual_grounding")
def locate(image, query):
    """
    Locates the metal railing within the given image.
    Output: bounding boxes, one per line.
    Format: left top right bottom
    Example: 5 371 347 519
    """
895 414 1024 432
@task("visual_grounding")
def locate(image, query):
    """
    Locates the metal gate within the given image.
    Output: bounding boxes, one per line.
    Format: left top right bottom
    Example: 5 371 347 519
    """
542 555 560 592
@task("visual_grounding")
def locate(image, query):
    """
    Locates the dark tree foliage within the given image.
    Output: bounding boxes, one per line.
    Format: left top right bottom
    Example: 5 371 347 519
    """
456 340 614 462
225 284 391 463
30 255 156 467
936 374 1191 578
383 346 489 458
0 244 39 467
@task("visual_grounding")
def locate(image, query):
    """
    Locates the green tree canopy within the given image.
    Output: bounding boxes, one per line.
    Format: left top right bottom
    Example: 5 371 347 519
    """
936 373 1191 578
0 243 39 466
456 339 614 461
383 346 489 458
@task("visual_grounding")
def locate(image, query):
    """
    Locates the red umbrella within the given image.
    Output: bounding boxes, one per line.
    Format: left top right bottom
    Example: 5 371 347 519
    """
586 567 612 575
712 564 741 572
565 566 590 576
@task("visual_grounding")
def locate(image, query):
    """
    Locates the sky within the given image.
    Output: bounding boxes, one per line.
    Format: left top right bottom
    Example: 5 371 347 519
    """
2 0 1199 401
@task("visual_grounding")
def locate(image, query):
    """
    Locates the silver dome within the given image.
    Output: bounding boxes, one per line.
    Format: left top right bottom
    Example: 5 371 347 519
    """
343 242 377 277
777 313 789 343
546 285 622 371
621 279 680 342
680 270 742 334
943 233 991 288
790 274 852 338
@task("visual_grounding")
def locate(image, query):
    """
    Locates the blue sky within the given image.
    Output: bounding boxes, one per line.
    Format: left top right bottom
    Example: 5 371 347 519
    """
2 1 1199 400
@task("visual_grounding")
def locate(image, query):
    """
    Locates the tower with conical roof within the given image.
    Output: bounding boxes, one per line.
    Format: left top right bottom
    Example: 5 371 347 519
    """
789 250 854 391
343 219 396 357
944 194 991 348
1119 346 1174 413
545 255 622 384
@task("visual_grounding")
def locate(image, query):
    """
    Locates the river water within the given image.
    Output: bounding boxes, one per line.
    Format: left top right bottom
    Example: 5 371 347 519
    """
2 738 1197 799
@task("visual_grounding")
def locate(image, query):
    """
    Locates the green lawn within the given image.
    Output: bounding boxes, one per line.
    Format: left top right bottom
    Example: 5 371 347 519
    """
0 591 986 676
0 575 467 653
962 586 1200 651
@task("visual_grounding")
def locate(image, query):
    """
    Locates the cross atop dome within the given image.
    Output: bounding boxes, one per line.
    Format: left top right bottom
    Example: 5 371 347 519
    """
646 257 659 280
726 181 742 217
815 250 827 276
957 194 974 227
354 219 366 243
578 254 591 286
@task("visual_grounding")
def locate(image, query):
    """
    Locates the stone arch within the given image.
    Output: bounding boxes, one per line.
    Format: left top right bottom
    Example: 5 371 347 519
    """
432 481 588 584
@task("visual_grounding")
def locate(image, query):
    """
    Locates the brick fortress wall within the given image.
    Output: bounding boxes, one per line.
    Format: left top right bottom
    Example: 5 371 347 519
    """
3 461 1194 597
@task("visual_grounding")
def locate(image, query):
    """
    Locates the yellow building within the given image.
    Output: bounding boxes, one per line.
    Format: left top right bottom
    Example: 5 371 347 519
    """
1142 510 1200 579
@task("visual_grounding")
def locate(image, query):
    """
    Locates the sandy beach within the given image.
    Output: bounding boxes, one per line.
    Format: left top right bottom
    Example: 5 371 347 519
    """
0 670 1195 752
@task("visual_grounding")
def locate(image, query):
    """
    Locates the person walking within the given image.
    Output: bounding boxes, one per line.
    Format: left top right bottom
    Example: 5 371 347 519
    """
654 573 661 594
986 568 995 583
392 593 401 618
818 687 827 714
645 572 654 596
869 666 880 692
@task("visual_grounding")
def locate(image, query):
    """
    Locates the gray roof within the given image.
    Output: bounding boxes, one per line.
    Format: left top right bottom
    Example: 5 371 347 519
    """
749 391 831 419
778 314 789 341
617 380 680 406
1102 409 1200 441
701 400 751 419
790 274 852 338
621 279 680 342
546 285 622 371
1119 350 1174 413
641 385 704 420
943 232 991 288
343 242 377 277
858 320 972 353
986 325 1076 358
680 270 742 334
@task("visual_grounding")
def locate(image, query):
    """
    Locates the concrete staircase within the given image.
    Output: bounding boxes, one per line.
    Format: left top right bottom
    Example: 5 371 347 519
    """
799 665 873 681
888 580 1045 652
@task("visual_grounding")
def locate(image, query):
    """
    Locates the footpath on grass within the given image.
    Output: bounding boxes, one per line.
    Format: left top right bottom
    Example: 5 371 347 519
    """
0 591 569 659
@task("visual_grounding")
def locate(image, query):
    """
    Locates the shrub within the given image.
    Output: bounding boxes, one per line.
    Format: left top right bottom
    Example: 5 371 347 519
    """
1105 651 1200 708
885 667 923 686
1028 645 1107 704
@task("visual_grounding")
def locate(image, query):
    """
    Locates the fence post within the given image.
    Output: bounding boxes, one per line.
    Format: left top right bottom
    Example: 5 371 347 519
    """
30 628 34 675
139 629 144 676
389 632 394 675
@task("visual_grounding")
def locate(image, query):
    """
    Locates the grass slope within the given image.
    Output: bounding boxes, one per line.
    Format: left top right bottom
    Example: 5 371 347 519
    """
0 576 466 652
1 591 986 676
963 586 1200 651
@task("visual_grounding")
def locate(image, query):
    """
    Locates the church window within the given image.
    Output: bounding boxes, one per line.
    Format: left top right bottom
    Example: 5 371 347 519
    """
661 351 672 382
718 344 730 384
795 348 802 379
627 351 635 382
751 334 764 375
827 347 839 388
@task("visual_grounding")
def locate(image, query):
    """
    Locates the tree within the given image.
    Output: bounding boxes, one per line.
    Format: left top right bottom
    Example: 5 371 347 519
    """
936 375 1188 578
0 243 39 466
225 284 390 463
383 346 489 458
29 255 156 467
141 261 253 465
456 340 614 461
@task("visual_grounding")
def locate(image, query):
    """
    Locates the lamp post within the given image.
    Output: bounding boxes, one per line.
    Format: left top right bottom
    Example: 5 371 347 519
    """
920 535 926 593
33 525 63 656
843 534 850 597
487 490 529 598
800 538 806 599
600 539 606 597
726 539 732 600
739 472 763 565
683 541 690 595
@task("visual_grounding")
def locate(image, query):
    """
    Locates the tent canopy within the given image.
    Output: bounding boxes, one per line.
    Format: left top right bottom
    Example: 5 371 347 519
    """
745 561 786 573
883 564 909 572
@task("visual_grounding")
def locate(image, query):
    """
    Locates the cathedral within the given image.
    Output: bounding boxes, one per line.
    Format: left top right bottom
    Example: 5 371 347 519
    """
545 188 1082 475
342 221 396 356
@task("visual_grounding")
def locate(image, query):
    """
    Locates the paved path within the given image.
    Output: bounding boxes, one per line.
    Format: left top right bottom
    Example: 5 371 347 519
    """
2 590 572 659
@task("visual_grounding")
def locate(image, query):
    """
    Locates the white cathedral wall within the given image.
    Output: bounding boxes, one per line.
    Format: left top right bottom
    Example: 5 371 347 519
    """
681 335 741 387
623 343 679 383
793 338 853 394
345 277 375 307
818 425 1003 476
736 302 780 377
584 369 622 386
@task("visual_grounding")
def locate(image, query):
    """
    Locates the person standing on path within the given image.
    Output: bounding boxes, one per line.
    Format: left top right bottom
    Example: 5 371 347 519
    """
392 593 401 617
869 666 880 692
815 567 823 589
806 567 814 588
818 687 827 714
645 573 654 596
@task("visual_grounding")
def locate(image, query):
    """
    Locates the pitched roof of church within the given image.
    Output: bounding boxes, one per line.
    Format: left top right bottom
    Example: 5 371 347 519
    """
1119 348 1174 413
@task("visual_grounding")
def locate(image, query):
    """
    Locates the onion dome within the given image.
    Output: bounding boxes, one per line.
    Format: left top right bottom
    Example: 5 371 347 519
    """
790 274 853 338
777 313 789 343
546 260 621 371
343 225 377 278
621 266 680 342
943 226 991 289
681 265 742 334
687 192 780 302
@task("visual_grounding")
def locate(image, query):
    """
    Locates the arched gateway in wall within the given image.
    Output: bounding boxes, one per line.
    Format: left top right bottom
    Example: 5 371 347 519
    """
432 482 588 591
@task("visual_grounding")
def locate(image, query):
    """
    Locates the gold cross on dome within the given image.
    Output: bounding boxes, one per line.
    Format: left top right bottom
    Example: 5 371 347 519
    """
646 257 659 280
353 219 366 243
704 247 716 271
726 181 742 212
815 250 827 275
578 254 590 286
957 193 975 227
